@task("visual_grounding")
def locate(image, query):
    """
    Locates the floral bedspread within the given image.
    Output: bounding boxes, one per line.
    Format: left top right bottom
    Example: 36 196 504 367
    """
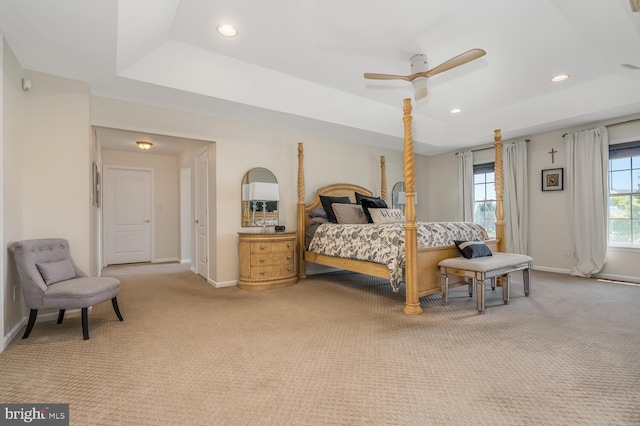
307 222 489 291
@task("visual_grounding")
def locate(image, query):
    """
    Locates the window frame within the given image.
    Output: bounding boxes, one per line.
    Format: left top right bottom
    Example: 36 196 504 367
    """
473 162 496 238
608 140 640 248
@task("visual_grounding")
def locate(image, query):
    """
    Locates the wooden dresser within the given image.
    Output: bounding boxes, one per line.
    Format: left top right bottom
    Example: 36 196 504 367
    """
237 232 297 290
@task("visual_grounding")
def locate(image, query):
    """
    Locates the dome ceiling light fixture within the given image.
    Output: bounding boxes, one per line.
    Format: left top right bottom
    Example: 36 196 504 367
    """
136 141 153 150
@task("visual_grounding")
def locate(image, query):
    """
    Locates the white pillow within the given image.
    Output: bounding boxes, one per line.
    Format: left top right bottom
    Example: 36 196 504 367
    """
368 208 406 224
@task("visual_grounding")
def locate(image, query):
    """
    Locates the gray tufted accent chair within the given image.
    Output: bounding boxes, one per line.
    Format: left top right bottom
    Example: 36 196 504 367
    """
9 238 123 340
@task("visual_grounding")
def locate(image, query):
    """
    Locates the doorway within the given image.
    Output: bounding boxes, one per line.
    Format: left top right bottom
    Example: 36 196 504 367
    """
103 166 153 265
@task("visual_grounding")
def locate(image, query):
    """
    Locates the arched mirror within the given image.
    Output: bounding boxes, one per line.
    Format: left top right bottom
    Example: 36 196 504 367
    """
241 168 279 228
392 181 406 213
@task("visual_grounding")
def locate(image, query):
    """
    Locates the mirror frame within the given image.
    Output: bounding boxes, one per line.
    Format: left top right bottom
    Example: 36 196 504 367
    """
391 181 406 212
241 168 279 227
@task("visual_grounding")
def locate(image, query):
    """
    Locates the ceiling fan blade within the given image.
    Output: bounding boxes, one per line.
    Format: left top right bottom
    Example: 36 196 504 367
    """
363 72 413 82
423 48 486 78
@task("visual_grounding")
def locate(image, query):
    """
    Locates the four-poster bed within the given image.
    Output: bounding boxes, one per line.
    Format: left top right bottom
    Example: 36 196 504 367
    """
296 98 506 314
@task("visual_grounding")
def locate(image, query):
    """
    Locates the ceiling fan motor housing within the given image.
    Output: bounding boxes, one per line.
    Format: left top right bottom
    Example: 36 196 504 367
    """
410 54 428 74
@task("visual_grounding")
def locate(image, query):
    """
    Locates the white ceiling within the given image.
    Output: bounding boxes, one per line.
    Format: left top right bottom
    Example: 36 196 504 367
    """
1 0 640 155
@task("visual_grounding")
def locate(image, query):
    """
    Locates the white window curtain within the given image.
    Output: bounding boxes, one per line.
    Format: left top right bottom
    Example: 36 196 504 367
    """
503 141 528 254
564 127 609 277
457 151 474 221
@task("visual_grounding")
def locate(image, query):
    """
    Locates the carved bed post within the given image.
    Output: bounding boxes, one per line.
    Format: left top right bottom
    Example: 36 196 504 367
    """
380 156 387 204
494 129 506 253
402 99 422 315
297 142 307 279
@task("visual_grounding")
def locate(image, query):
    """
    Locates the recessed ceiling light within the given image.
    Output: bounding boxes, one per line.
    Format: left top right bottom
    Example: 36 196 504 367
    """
551 74 569 82
217 24 238 37
450 108 462 114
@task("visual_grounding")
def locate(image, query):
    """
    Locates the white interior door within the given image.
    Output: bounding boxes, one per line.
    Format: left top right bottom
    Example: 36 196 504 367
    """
104 166 153 265
195 149 208 278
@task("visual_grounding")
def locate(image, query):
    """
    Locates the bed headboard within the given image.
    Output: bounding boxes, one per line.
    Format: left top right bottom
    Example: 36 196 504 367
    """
304 183 373 215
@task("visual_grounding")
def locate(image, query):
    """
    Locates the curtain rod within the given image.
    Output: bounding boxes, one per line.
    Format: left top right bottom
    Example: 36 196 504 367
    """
456 139 530 155
562 117 640 137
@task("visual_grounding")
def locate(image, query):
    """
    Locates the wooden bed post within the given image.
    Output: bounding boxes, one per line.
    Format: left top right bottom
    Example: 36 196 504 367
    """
380 156 387 204
402 99 422 315
297 142 307 279
494 129 506 253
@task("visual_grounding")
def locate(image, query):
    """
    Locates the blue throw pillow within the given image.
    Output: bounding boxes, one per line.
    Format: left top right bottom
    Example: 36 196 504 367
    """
453 240 493 259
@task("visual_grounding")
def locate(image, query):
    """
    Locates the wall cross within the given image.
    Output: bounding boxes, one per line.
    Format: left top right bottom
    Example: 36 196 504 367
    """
548 148 558 164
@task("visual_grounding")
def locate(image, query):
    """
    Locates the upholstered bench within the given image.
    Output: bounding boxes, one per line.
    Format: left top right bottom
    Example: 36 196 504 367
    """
438 253 532 314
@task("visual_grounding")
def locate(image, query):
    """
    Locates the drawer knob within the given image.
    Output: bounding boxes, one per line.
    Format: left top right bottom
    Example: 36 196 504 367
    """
259 270 265 275
287 267 292 272
287 243 292 248
287 255 292 260
259 245 265 250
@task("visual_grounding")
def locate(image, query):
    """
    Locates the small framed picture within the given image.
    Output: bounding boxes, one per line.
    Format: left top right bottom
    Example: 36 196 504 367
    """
542 168 563 191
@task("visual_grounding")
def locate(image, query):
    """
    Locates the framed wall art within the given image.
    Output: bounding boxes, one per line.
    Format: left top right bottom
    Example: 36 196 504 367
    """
541 168 563 191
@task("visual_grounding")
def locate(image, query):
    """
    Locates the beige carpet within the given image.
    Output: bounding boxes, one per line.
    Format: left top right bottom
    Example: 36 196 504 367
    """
1 264 639 425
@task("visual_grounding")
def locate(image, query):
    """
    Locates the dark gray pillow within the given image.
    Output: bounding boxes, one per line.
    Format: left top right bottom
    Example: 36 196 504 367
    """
453 240 493 259
319 195 351 223
308 207 328 218
358 196 388 223
36 259 76 285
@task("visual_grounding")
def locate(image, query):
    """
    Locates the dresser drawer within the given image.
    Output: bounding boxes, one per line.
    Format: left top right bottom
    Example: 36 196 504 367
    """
250 252 294 267
250 240 294 254
249 263 295 279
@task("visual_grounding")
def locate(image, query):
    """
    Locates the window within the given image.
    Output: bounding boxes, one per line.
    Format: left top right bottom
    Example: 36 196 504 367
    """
609 141 640 245
473 163 496 238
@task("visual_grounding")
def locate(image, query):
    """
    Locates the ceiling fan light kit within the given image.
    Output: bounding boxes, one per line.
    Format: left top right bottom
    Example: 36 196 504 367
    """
364 48 486 100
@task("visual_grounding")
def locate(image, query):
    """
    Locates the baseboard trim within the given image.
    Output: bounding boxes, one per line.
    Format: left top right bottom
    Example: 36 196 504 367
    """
190 267 197 274
3 317 27 351
152 258 179 264
207 278 237 288
180 259 192 264
594 273 640 285
531 266 571 275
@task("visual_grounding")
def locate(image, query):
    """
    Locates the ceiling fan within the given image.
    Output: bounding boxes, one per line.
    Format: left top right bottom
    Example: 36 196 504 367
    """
363 48 486 100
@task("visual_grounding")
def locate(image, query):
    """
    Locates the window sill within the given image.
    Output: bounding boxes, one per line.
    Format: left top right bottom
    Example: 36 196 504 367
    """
607 245 640 253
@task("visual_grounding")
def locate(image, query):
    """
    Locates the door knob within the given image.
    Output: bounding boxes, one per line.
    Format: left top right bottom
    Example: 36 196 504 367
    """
144 219 150 223
194 219 199 224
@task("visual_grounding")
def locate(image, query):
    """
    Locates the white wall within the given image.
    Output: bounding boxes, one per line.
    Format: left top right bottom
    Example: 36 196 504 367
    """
90 96 405 284
2 51 92 347
1 37 26 343
423 118 640 283
101 150 180 263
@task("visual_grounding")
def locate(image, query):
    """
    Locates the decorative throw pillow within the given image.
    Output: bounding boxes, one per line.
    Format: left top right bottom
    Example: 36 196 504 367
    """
319 195 351 223
453 240 493 259
358 196 388 223
354 191 372 205
36 259 76 286
332 203 368 224
308 207 328 218
368 208 406 224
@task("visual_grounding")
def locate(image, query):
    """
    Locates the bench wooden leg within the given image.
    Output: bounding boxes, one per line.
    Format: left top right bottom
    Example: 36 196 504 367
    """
476 280 485 314
502 274 510 304
440 273 449 305
523 268 531 296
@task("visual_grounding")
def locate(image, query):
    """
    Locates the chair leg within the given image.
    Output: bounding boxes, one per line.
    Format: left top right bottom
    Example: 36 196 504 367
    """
22 309 38 339
82 308 89 340
57 309 65 324
111 297 124 321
